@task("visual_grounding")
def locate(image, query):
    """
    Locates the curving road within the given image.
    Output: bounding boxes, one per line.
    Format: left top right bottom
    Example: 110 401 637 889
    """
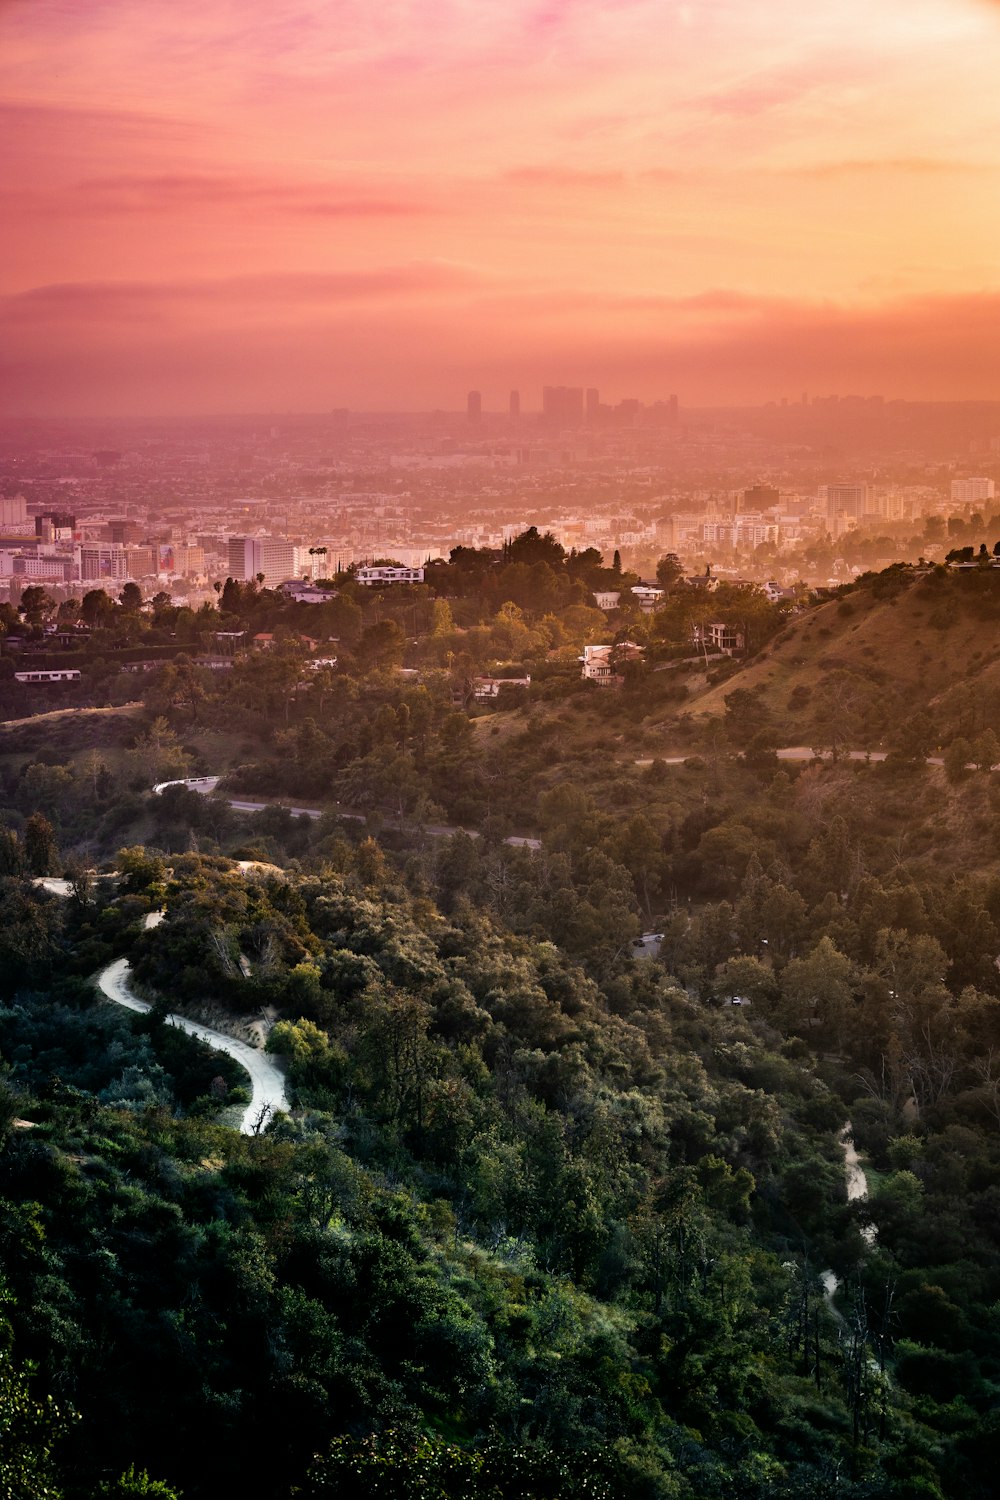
154 776 542 849
635 746 950 768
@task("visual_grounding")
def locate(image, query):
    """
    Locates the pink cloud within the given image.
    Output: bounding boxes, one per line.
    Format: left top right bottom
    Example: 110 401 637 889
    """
785 156 992 178
2 264 480 324
502 164 626 188
76 174 430 216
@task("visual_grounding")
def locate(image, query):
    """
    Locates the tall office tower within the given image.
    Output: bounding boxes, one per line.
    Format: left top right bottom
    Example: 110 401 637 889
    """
668 394 679 423
742 485 780 512
509 389 520 418
35 512 76 542
826 484 869 523
104 519 143 545
542 385 585 424
228 536 297 584
0 495 27 528
586 387 600 421
467 390 482 422
951 477 995 503
227 537 256 581
123 546 156 578
77 544 128 582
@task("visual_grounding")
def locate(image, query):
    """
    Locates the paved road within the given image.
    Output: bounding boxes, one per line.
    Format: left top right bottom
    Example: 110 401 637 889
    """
96 947 289 1135
630 932 663 961
635 746 949 767
155 777 542 850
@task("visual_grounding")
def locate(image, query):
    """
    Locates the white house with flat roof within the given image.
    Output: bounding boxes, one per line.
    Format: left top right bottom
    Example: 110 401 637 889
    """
355 565 425 586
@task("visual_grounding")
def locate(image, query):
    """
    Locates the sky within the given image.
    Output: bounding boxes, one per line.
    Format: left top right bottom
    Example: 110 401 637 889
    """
3 0 1000 414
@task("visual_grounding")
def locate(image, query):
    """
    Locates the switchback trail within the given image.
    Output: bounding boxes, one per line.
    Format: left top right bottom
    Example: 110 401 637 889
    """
821 1121 877 1313
95 913 289 1135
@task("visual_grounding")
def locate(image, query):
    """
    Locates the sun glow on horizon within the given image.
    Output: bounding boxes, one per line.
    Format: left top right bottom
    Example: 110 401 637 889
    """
3 0 1000 413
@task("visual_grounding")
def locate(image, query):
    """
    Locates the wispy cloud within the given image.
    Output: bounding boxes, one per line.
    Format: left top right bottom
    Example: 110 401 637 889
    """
785 156 994 178
73 173 430 216
2 264 481 323
502 164 625 188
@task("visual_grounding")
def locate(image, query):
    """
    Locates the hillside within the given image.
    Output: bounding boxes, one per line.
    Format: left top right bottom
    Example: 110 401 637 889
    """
3 565 1000 1497
676 565 1000 753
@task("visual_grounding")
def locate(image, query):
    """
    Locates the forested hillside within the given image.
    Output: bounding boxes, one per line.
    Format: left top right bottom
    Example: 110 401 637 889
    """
2 559 1000 1497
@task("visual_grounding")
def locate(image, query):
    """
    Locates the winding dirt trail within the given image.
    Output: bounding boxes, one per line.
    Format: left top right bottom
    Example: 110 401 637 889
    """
822 1122 877 1309
95 918 289 1135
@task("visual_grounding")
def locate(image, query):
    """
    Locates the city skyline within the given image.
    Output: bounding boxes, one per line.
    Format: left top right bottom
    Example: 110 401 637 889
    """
4 0 1000 415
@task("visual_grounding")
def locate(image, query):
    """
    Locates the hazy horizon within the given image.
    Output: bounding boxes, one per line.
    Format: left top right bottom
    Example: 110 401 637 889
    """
5 0 1000 415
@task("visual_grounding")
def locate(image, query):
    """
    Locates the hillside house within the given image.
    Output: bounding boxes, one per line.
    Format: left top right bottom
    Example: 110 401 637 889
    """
632 584 664 612
356 565 425 586
692 621 745 656
473 674 531 700
580 641 644 686
279 579 339 603
14 669 81 683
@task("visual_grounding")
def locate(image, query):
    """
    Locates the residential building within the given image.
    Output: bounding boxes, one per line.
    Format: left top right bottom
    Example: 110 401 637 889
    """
692 621 745 655
580 641 644 685
355 564 425 586
473 675 531 700
951 477 996 503
631 585 664 612
14 669 82 683
279 579 339 603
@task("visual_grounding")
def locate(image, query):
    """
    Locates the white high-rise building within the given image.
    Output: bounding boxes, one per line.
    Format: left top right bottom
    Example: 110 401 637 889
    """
0 495 28 529
226 536 299 583
826 484 869 522
951 477 995 504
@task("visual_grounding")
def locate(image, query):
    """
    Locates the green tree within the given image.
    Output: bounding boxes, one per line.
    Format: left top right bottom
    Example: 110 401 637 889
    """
23 812 57 876
81 588 116 627
18 586 57 627
971 728 1000 772
430 598 454 636
506 525 566 568
355 620 406 673
0 1333 75 1500
943 736 973 782
96 1466 181 1499
655 552 685 592
780 935 857 1042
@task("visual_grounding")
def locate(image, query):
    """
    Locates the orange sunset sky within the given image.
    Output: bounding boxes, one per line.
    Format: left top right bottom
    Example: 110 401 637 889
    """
3 0 1000 415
